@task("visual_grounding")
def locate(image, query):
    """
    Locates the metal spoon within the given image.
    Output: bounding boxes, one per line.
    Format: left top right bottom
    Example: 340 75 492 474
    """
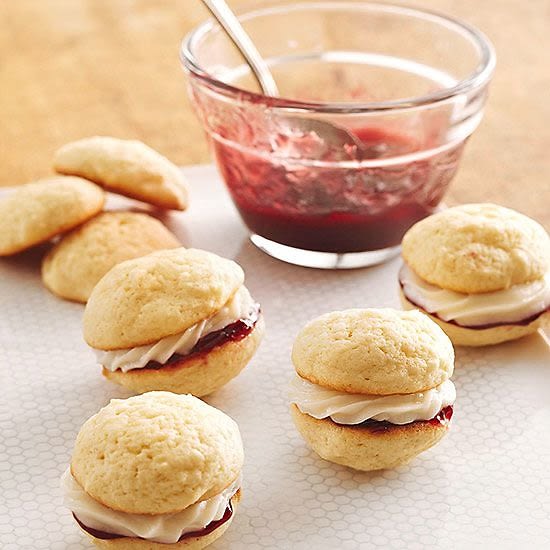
200 0 366 160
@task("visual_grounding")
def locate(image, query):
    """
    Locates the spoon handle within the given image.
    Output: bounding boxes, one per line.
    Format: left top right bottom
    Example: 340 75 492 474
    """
200 0 279 96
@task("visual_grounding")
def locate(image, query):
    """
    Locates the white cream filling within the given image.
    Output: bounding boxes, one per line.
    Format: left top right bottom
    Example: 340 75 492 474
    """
399 263 550 327
290 376 456 425
62 469 241 544
95 286 256 372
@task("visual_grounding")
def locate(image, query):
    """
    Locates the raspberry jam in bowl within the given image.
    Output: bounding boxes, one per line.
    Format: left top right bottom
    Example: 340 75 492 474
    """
181 1 495 268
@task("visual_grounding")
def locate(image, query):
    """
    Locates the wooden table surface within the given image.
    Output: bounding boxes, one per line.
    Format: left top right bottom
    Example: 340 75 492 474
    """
1 0 549 228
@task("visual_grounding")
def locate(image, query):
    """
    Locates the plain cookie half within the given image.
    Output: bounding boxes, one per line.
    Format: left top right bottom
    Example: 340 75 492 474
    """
54 136 189 210
0 176 104 256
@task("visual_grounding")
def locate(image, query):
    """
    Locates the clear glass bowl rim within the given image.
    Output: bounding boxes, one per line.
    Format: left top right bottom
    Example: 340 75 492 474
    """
180 0 496 113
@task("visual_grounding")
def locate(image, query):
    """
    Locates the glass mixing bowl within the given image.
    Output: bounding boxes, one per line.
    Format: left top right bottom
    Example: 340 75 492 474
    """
181 1 495 269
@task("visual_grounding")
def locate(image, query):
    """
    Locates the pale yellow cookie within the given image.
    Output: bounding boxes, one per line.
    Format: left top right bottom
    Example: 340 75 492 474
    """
71 392 243 515
83 248 244 350
399 288 550 347
291 308 454 395
402 203 550 294
291 308 454 471
291 405 449 471
54 136 189 210
103 314 265 396
81 492 240 550
42 212 180 303
0 176 104 256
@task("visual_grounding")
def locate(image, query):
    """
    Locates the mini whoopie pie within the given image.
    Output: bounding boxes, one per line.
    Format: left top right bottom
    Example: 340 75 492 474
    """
42 211 180 303
54 136 189 210
400 203 550 346
83 247 264 396
290 308 455 471
62 391 243 549
0 176 104 256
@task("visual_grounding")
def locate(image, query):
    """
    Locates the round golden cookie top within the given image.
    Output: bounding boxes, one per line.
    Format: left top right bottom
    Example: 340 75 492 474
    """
42 211 180 303
71 391 243 515
402 203 550 294
292 308 454 396
83 247 244 350
0 176 104 256
54 136 189 211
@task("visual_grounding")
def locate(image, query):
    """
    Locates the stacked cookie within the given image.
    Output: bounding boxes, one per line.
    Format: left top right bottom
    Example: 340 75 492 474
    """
63 392 243 549
0 137 188 302
290 309 456 471
54 136 189 211
83 248 264 396
399 203 550 346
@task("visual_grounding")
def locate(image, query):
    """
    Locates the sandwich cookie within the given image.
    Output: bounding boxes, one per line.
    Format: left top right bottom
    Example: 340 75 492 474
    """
290 308 456 471
0 176 104 256
54 136 189 210
42 211 180 303
400 203 550 346
83 247 264 396
63 391 243 549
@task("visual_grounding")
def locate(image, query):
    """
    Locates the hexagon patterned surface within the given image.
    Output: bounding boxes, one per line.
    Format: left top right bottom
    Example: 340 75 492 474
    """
1 166 549 549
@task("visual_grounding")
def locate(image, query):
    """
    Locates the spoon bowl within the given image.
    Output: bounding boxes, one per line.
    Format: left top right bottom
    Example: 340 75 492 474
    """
199 0 368 159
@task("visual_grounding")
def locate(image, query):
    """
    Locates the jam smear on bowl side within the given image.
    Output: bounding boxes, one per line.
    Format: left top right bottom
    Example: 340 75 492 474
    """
213 125 464 253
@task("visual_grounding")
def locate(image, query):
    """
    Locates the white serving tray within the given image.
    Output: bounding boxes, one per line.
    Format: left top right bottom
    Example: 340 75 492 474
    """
1 165 549 550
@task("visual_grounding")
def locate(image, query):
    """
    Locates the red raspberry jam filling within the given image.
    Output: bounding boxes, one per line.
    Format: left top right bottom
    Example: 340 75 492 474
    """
143 304 260 370
214 126 464 253
74 499 234 542
337 405 454 432
399 279 549 329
